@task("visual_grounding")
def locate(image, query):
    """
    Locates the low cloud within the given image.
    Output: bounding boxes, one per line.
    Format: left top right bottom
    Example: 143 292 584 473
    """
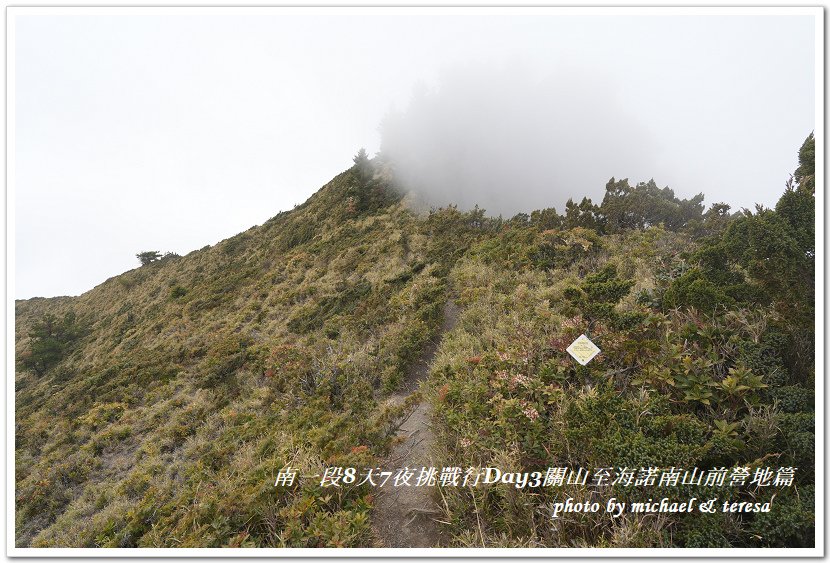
379 64 660 217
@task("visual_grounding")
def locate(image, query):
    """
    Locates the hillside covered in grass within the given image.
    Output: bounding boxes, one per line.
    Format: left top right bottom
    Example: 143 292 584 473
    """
15 136 815 548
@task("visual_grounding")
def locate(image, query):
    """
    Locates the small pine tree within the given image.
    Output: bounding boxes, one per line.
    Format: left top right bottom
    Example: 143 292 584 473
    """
136 251 162 266
793 132 814 193
20 312 82 375
563 264 634 331
348 148 375 213
352 148 372 186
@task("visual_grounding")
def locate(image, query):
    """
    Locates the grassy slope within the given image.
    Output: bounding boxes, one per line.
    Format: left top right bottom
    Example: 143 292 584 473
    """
15 163 815 548
15 169 458 547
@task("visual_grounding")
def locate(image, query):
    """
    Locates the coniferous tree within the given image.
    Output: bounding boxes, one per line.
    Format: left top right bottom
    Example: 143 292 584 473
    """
793 132 815 193
352 148 372 187
136 251 162 266
20 312 82 375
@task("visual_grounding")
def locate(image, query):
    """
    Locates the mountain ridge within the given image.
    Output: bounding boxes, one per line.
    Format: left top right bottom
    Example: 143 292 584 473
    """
15 137 816 547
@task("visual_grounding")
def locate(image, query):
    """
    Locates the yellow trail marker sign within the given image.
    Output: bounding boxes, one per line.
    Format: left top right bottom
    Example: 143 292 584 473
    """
566 334 600 365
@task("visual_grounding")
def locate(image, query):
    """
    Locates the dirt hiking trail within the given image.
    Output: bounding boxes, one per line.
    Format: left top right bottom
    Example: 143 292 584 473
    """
372 297 459 548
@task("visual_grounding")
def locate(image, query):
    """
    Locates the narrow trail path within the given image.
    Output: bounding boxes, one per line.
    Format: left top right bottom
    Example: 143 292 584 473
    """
372 297 459 548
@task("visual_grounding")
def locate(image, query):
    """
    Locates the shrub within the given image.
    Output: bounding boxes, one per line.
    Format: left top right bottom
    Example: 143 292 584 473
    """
564 264 634 328
662 269 734 312
770 385 814 413
169 286 187 300
747 487 814 547
19 313 83 375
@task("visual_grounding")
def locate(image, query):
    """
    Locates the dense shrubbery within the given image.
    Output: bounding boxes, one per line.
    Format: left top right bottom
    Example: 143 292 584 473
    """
424 135 815 548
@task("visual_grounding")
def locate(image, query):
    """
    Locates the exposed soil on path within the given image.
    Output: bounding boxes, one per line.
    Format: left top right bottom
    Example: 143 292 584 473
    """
372 298 459 548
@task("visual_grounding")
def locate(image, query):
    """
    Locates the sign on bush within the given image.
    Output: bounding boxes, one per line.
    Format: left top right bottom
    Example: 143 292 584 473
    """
567 334 600 365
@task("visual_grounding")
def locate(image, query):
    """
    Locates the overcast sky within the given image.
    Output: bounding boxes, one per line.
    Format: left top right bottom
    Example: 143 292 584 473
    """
13 10 817 299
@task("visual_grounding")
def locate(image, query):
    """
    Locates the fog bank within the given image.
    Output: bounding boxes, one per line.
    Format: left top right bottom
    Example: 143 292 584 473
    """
380 65 662 217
